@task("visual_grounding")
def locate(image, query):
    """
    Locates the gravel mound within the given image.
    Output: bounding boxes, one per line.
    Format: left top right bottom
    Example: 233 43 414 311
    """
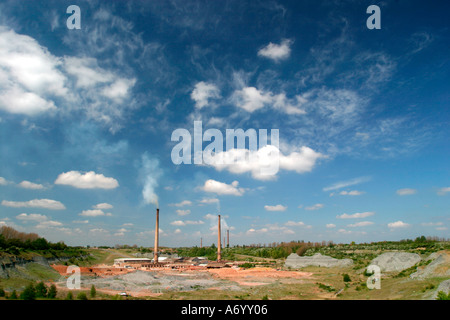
429 279 450 300
80 270 224 293
370 252 421 272
411 251 450 279
285 253 353 268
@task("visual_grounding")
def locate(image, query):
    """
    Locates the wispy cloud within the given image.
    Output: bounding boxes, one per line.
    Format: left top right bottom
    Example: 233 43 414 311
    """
323 176 371 192
337 212 375 219
396 188 417 196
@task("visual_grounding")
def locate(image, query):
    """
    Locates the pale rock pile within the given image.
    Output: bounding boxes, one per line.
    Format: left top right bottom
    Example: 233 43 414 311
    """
410 251 450 279
285 253 353 268
369 252 421 272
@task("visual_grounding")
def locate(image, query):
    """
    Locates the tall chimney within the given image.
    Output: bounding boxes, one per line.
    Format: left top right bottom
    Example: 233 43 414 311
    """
217 215 221 261
227 229 229 248
154 208 159 263
200 237 202 248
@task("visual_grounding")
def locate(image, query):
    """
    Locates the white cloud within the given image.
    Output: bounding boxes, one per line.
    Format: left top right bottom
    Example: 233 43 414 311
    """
336 211 375 219
191 81 220 109
170 220 204 227
2 199 65 210
16 213 48 222
36 220 63 228
93 203 113 210
257 39 293 62
18 181 46 190
174 228 182 234
264 204 287 212
101 78 136 102
323 176 371 192
79 209 112 217
169 200 192 207
72 220 89 224
246 227 269 235
198 198 219 204
388 221 410 229
55 171 119 189
285 221 305 227
396 188 417 196
347 221 374 227
207 146 323 181
0 177 13 185
176 209 191 216
0 27 67 115
326 223 336 228
305 203 324 211
232 86 305 115
437 187 450 196
201 179 245 196
339 190 365 196
233 87 272 112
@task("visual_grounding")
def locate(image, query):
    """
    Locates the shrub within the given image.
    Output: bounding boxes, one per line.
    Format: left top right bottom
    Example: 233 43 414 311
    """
436 291 450 300
76 292 88 300
9 290 18 299
48 284 57 299
0 288 5 297
35 281 48 298
90 285 96 298
65 291 73 300
20 284 36 300
343 274 351 282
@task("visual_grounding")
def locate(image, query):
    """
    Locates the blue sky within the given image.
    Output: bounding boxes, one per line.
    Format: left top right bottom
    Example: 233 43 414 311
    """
0 0 448 247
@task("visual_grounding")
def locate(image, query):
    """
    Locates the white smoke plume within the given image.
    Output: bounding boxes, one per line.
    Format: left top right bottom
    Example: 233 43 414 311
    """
140 153 162 208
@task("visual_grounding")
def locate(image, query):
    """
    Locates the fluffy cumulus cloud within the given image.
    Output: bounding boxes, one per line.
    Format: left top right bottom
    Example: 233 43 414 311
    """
388 220 410 229
92 203 113 210
2 199 65 210
337 212 375 219
264 204 287 212
232 87 306 115
201 179 245 196
326 223 336 228
191 81 220 109
0 27 67 115
54 171 119 189
396 188 417 196
0 27 137 131
18 181 46 190
205 146 323 181
257 39 293 62
79 209 112 217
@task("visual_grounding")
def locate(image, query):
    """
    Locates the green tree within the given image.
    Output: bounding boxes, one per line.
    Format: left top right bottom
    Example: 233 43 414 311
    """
65 291 73 300
343 274 351 282
90 285 96 298
0 288 5 297
436 291 450 300
77 292 88 300
48 284 57 299
9 290 18 299
35 281 48 298
20 283 36 300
